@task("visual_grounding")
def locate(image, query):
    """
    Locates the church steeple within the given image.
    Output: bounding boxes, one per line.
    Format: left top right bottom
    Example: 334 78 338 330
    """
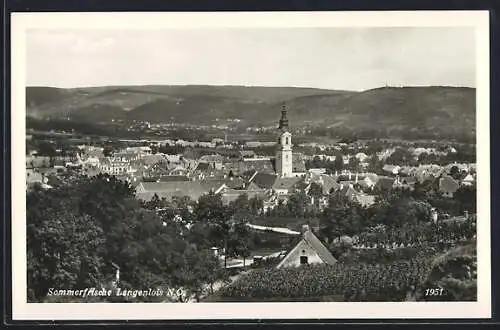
276 104 293 178
278 103 289 131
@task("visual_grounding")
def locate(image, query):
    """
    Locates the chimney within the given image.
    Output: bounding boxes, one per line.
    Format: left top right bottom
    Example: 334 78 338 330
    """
464 210 469 219
349 171 352 180
301 224 310 234
355 172 359 183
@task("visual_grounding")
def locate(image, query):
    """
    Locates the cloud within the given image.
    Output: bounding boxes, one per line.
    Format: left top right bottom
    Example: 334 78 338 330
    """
26 28 476 90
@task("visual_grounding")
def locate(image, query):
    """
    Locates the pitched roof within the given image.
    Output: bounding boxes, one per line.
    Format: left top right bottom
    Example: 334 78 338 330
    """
462 173 475 183
340 185 360 199
375 177 395 190
303 230 337 265
195 162 210 172
251 172 278 189
313 174 340 194
277 229 336 268
272 176 302 191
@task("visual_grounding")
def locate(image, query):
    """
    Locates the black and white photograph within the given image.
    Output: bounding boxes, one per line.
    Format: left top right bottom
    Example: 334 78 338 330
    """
11 11 491 320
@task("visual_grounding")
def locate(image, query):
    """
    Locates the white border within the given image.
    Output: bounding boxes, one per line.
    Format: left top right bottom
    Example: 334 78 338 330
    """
11 11 491 320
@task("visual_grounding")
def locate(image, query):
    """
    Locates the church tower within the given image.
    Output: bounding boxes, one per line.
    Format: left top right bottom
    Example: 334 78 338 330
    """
276 104 293 177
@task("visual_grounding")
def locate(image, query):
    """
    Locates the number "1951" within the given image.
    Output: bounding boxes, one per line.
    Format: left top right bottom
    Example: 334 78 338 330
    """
425 288 444 296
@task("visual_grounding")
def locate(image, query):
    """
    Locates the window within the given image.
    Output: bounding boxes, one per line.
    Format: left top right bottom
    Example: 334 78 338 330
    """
286 137 289 145
300 256 308 265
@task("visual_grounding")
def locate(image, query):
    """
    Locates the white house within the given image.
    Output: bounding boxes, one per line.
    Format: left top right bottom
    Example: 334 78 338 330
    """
276 225 337 269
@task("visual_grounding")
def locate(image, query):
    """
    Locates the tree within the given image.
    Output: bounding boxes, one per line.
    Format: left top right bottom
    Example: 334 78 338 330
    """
348 156 360 172
27 201 106 301
333 155 344 172
453 185 477 214
194 192 233 248
26 173 228 302
286 191 308 217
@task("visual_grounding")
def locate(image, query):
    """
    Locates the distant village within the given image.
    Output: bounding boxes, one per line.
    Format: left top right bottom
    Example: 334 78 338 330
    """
26 109 476 219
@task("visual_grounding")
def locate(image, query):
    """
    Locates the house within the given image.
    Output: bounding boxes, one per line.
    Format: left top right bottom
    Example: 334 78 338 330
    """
339 184 361 202
392 176 418 190
439 175 460 198
276 225 337 269
461 173 475 186
382 164 401 175
311 174 340 195
272 176 303 195
98 158 132 175
199 154 224 170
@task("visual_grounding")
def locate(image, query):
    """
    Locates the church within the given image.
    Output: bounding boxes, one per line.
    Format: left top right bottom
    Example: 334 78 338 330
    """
274 105 305 178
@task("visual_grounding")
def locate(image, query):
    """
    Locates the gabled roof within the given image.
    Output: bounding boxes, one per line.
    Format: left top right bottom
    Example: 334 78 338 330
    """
340 185 360 199
313 174 340 194
272 176 302 191
375 177 395 190
462 173 475 182
195 162 210 172
246 181 262 191
251 172 278 189
277 229 336 269
303 230 337 264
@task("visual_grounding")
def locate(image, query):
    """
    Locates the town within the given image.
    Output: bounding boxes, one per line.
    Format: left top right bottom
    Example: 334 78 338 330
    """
27 106 477 303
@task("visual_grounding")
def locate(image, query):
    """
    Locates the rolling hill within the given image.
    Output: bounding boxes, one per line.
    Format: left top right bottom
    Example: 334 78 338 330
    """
25 85 476 139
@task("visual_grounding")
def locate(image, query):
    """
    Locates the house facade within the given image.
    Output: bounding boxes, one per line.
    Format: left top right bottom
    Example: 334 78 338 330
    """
277 225 337 269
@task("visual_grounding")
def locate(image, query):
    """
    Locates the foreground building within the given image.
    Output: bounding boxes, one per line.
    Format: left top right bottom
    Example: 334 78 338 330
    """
277 225 337 269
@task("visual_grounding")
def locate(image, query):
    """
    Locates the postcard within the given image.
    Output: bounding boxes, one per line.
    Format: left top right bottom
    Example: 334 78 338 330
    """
11 10 491 320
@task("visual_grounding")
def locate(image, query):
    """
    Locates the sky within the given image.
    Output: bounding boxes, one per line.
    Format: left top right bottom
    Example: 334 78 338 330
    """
26 27 476 91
